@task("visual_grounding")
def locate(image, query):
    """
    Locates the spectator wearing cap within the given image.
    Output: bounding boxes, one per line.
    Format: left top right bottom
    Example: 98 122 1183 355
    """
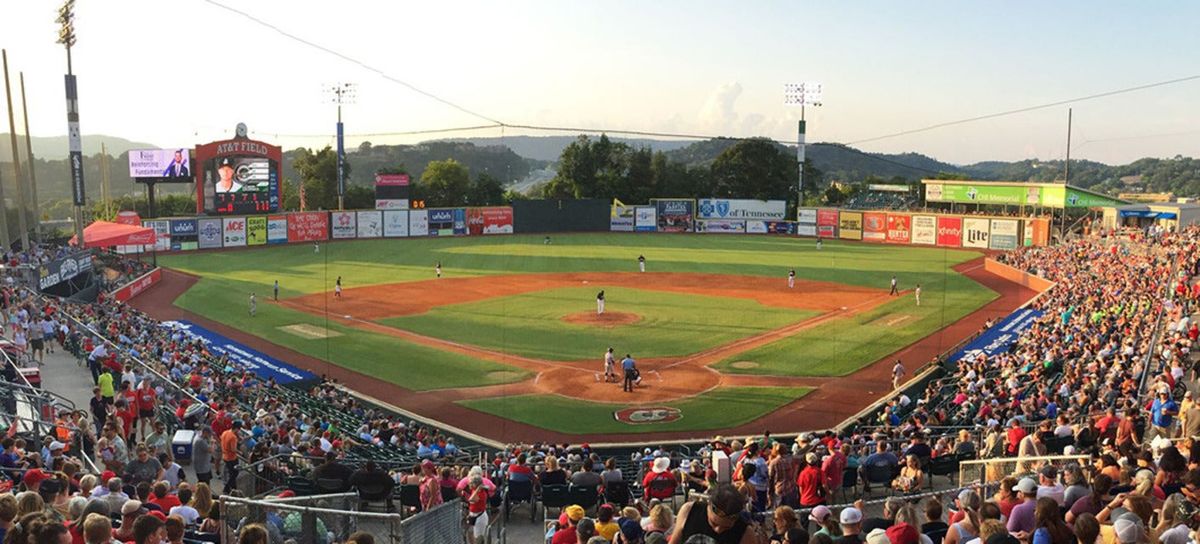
1036 466 1065 506
944 490 981 544
668 483 753 544
1006 478 1039 537
418 460 442 511
22 468 51 493
644 457 678 503
1111 513 1148 544
809 505 836 537
823 443 849 495
797 452 826 511
552 505 586 544
835 507 864 544
576 518 598 543
1149 389 1179 443
115 501 146 542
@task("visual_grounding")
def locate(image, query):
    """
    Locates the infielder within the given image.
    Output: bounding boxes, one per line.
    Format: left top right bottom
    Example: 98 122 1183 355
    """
889 276 899 296
273 280 279 301
604 347 617 383
335 276 343 299
914 284 922 306
816 237 823 250
788 269 796 289
596 290 606 315
638 255 646 273
249 293 257 316
436 261 442 278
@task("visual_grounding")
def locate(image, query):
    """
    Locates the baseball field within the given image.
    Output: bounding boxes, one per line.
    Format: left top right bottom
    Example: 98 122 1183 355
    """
147 233 1027 443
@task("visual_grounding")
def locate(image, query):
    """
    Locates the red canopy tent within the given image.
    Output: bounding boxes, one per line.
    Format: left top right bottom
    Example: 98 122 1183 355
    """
69 221 157 248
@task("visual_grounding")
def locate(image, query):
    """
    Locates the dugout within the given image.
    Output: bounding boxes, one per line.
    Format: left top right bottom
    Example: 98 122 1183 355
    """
513 199 611 233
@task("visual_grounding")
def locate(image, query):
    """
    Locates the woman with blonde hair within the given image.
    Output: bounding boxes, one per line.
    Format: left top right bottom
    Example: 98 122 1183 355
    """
1152 494 1190 543
894 455 925 494
542 456 568 486
192 482 215 522
642 502 673 538
15 491 45 518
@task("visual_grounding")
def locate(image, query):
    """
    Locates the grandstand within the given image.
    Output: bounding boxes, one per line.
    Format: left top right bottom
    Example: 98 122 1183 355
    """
844 184 919 210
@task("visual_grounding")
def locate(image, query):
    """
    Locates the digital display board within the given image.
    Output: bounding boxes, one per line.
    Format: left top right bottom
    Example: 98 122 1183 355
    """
128 148 193 181
194 136 282 216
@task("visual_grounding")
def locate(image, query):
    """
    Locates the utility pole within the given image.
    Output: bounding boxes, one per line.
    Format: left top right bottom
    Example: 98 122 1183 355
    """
3 50 24 250
1061 108 1072 241
58 0 86 247
326 83 355 211
100 142 111 218
784 82 822 213
20 72 42 244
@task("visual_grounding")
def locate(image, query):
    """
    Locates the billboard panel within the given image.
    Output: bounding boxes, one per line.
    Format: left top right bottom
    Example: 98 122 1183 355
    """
862 212 887 241
817 208 838 237
797 208 817 225
468 207 514 235
697 199 786 220
611 199 635 232
143 220 171 251
746 221 768 234
267 215 288 244
427 209 457 236
409 209 429 236
194 138 282 216
838 211 863 240
246 216 267 246
198 218 222 248
764 221 795 234
356 210 383 238
383 210 410 237
453 208 468 235
331 211 357 239
962 218 990 248
286 212 329 242
635 207 657 232
169 218 197 237
925 182 1041 206
912 215 936 245
374 173 410 210
990 219 1019 250
38 253 94 291
936 216 962 247
697 220 745 233
128 148 191 179
222 217 247 247
886 214 911 244
797 224 817 237
654 199 694 232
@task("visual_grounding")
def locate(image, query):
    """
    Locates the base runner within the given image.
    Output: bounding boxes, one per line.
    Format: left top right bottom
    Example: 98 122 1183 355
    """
604 347 617 383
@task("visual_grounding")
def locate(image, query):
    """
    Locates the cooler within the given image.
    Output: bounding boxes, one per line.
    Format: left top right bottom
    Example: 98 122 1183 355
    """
172 430 196 463
712 450 730 484
17 367 40 388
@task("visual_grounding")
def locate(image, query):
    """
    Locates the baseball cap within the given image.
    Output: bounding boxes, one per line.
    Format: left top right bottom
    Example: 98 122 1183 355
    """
100 470 116 484
806 452 820 464
887 523 920 544
840 507 862 525
1113 516 1146 544
866 528 890 544
1013 477 1037 494
809 505 832 523
218 157 234 168
22 468 50 488
986 535 1021 544
1039 465 1058 479
565 504 585 522
122 500 145 516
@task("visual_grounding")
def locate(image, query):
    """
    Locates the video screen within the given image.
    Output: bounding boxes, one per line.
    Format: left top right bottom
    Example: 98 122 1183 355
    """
128 148 192 180
205 157 278 215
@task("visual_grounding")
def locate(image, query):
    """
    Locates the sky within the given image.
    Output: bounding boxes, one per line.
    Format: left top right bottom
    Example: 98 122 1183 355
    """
2 0 1198 165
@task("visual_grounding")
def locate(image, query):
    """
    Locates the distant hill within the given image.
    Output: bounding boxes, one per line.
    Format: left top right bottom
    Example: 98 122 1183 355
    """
0 133 159 161
282 140 541 186
441 135 695 162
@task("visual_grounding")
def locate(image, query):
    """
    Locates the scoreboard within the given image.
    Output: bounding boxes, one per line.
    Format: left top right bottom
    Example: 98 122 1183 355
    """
194 135 283 216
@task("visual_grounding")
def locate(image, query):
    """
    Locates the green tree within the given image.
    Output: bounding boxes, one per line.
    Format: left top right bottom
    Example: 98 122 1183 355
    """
710 138 796 200
344 185 374 209
467 173 506 206
419 159 470 207
293 146 350 210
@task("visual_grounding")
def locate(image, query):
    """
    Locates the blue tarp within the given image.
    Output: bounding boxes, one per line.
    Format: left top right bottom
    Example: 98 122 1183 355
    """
162 320 317 384
948 307 1044 363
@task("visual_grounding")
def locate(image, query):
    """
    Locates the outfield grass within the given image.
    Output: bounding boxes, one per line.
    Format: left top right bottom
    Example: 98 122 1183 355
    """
713 271 995 376
458 387 812 434
381 287 819 360
172 277 531 390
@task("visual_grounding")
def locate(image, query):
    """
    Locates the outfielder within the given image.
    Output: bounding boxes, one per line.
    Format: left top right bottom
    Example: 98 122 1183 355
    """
335 276 343 299
596 290 606 315
915 284 922 306
249 293 257 316
314 241 320 253
436 261 442 278
638 255 646 273
788 269 796 289
604 347 617 383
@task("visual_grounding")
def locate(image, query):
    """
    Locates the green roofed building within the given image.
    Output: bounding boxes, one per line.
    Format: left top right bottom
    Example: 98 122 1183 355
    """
921 180 1126 209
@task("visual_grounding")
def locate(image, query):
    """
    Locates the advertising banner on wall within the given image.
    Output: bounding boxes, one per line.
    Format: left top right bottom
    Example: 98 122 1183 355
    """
654 199 694 232
797 208 817 225
245 216 267 246
948 307 1044 363
697 220 745 233
697 198 787 220
356 210 383 238
862 212 887 241
143 220 171 252
286 212 329 242
383 210 410 237
798 224 817 236
886 214 911 244
925 182 1042 206
38 252 94 291
222 217 247 247
912 215 936 245
635 207 657 232
936 216 963 247
169 218 198 251
962 217 990 249
990 219 1019 250
611 199 635 232
838 211 863 240
467 207 514 235
764 221 796 234
453 208 467 235
198 218 222 248
409 209 429 237
331 211 357 239
267 215 288 244
746 221 768 234
817 208 838 237
427 209 456 236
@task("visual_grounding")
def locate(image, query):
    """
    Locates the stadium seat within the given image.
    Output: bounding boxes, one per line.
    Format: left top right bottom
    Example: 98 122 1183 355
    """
540 484 571 521
926 455 960 489
315 477 348 494
861 464 895 498
568 484 600 513
355 481 395 513
285 476 317 496
604 480 631 507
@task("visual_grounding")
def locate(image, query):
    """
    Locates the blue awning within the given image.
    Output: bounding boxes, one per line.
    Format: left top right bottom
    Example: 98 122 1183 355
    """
1119 210 1176 219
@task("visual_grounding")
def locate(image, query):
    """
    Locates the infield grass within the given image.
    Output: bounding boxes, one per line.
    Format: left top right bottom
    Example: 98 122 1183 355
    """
458 386 812 434
380 287 820 360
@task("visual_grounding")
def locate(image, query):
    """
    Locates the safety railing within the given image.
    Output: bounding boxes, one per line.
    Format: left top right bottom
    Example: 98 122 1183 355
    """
957 453 1089 487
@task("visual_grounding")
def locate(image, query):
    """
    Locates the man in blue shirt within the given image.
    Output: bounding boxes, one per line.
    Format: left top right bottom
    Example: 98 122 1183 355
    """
1149 389 1179 442
621 354 637 393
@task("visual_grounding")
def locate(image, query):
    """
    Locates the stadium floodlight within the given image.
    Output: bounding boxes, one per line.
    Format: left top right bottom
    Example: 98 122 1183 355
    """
784 82 823 209
324 83 356 211
57 0 85 247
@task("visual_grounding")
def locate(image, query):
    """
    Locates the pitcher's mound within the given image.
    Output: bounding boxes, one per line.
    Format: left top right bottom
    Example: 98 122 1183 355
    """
562 311 641 328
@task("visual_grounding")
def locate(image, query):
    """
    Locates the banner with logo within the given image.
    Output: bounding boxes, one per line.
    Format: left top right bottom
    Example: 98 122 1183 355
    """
111 268 161 302
453 208 467 235
356 210 383 238
862 212 887 242
143 220 171 252
409 209 429 236
698 199 787 220
746 220 768 234
817 208 838 237
797 224 817 236
838 211 863 240
764 221 796 234
797 208 817 225
428 209 456 236
163 320 317 384
635 207 657 232
936 216 962 247
696 220 745 233
222 217 247 247
267 215 288 244
383 210 410 237
948 307 1044 364
331 211 357 239
286 212 329 243
886 214 911 244
467 207 514 235
610 199 635 232
925 182 1041 206
38 252 94 290
990 219 1019 250
654 199 694 232
1027 217 1050 246
912 215 936 245
198 218 223 248
169 218 198 251
962 217 990 249
246 216 267 246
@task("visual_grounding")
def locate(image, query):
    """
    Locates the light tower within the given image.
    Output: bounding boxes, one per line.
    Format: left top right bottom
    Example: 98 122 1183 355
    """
57 0 86 246
784 82 823 209
326 83 356 211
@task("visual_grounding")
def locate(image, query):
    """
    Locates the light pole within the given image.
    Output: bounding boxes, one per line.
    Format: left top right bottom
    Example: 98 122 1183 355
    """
784 82 822 211
57 0 86 247
326 83 356 211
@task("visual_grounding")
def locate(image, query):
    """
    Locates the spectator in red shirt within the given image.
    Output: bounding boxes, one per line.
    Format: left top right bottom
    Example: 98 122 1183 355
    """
797 452 826 508
150 481 181 511
136 381 158 440
642 457 678 502
115 399 136 439
506 454 538 487
1006 419 1027 456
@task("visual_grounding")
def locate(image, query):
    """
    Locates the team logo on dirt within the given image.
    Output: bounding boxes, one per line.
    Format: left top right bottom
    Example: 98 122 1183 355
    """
614 407 682 424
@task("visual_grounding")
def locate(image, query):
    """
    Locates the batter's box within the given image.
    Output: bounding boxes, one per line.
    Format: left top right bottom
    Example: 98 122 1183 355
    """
278 323 343 339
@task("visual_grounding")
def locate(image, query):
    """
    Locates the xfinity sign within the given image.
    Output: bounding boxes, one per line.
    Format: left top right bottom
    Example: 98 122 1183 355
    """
697 199 786 220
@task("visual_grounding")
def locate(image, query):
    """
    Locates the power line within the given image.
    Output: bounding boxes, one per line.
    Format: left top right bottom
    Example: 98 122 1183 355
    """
252 124 503 139
847 73 1200 146
199 0 505 126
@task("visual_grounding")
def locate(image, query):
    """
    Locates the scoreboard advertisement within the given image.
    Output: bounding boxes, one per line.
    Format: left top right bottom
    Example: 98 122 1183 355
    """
194 137 283 215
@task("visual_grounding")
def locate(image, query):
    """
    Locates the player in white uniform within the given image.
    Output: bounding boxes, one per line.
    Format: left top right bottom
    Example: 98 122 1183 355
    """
249 293 257 316
638 255 646 273
892 360 905 390
436 261 442 278
596 290 605 315
914 284 922 306
788 269 796 289
604 348 616 382
334 276 343 299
